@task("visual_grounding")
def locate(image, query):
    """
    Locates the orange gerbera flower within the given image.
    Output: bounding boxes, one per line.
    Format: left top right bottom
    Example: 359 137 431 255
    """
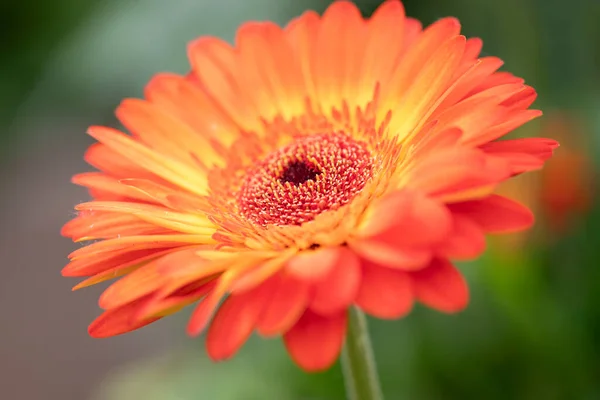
62 0 557 371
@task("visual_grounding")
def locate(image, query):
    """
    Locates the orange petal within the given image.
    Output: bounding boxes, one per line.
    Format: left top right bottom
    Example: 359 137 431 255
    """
98 261 164 309
62 248 174 277
187 37 261 132
465 109 542 146
235 22 306 120
84 143 159 181
144 73 239 146
72 264 139 291
62 211 166 242
355 260 413 319
449 194 534 234
257 272 311 337
119 178 211 212
309 247 361 315
284 11 320 105
116 98 219 168
385 24 465 138
229 250 295 294
410 148 511 201
462 37 483 63
88 126 209 196
437 214 486 260
382 17 461 108
286 246 342 281
358 0 406 105
360 190 453 247
206 278 276 361
88 296 159 338
432 84 525 142
434 56 504 113
72 173 157 203
283 309 347 372
480 138 559 170
411 258 469 313
501 85 537 110
401 17 423 54
313 1 366 111
74 201 214 235
350 239 432 271
470 71 524 94
186 272 235 336
138 280 216 319
68 234 211 259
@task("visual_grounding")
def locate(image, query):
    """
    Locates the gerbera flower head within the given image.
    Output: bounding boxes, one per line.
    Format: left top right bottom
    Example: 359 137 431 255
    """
62 0 558 371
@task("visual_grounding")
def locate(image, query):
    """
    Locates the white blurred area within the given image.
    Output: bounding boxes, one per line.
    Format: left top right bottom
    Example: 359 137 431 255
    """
0 0 326 399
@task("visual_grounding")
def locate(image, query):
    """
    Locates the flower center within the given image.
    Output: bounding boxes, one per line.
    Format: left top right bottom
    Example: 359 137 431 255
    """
237 133 373 226
279 160 321 185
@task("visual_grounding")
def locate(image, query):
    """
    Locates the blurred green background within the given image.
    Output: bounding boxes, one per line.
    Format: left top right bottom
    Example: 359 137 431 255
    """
1 0 598 399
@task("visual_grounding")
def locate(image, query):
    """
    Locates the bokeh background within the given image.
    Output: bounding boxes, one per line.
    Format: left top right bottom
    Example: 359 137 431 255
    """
1 0 598 399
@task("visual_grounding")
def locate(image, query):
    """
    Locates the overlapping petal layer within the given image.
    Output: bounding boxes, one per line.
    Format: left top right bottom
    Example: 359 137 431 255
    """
62 0 557 371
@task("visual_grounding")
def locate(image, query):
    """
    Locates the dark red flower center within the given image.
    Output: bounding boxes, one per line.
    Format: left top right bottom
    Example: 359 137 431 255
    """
279 160 322 185
237 133 373 226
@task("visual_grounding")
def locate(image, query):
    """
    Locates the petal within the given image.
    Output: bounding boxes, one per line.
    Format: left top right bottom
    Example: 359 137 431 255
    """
355 260 413 319
186 273 234 336
257 272 311 337
115 98 220 168
385 24 466 139
434 57 504 114
471 71 524 94
410 148 511 202
187 37 262 132
449 194 534 233
74 201 214 235
284 11 320 105
72 173 158 203
437 214 486 260
62 211 167 242
68 234 210 259
411 258 469 313
309 247 361 315
283 310 347 372
62 248 171 277
235 22 306 119
357 0 406 105
206 278 275 361
88 296 159 338
98 261 163 309
229 251 295 294
359 190 453 247
432 84 525 142
465 109 542 146
144 73 239 146
84 143 158 181
480 138 559 173
382 17 461 110
286 246 342 281
350 239 432 271
87 126 209 197
313 1 366 110
138 280 216 319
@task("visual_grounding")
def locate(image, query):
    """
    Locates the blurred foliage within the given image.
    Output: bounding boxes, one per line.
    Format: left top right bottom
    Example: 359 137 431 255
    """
0 0 101 128
3 0 600 399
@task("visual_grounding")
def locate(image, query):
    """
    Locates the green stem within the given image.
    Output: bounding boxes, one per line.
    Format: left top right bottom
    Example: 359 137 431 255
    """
341 307 384 400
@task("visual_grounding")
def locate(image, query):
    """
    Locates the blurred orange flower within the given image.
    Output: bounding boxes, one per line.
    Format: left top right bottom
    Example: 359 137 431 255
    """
495 112 593 249
539 113 594 232
62 0 556 371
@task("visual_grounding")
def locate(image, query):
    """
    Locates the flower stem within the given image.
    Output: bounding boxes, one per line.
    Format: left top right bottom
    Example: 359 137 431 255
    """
341 306 384 400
